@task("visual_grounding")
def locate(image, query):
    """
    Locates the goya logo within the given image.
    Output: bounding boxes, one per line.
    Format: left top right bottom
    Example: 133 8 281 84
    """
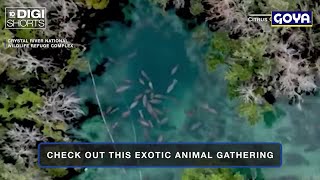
271 11 312 27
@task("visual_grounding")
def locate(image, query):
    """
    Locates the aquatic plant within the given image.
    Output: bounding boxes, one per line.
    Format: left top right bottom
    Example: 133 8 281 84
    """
182 168 245 180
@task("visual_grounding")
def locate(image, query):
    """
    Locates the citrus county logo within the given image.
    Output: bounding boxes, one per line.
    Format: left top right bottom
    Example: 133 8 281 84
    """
5 7 46 29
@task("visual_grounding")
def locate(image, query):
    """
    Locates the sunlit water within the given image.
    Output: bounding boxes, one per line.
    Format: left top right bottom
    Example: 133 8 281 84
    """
71 0 320 179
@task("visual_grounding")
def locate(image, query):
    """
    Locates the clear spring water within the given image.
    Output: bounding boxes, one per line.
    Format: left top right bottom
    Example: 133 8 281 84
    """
71 0 320 179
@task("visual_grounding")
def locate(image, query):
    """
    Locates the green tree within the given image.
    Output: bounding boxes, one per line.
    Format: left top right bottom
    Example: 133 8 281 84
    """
83 0 110 9
0 87 43 121
15 29 38 39
190 0 204 16
0 160 51 180
182 168 245 180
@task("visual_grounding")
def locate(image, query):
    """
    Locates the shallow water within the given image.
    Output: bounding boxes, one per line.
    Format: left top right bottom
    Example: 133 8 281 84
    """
72 0 320 179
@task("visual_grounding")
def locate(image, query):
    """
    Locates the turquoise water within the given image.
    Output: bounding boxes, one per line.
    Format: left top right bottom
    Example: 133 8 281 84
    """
72 0 320 179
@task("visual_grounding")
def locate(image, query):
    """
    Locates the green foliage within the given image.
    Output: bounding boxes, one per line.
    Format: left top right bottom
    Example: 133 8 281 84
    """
257 0 297 12
15 88 43 106
206 51 224 71
41 120 68 141
235 168 265 180
232 36 268 71
224 63 253 98
190 0 204 16
206 32 240 71
192 26 211 45
238 102 273 125
226 37 275 124
225 37 274 124
0 59 8 76
0 160 51 180
238 102 261 125
225 64 253 83
182 168 245 180
42 124 65 141
84 0 109 9
0 29 12 46
15 29 38 39
54 121 69 131
0 3 80 179
209 35 272 82
56 48 88 82
267 0 290 10
0 124 7 138
0 88 43 121
6 67 33 81
46 168 68 178
211 33 229 54
68 48 88 72
0 18 13 50
313 5 320 25
206 35 276 124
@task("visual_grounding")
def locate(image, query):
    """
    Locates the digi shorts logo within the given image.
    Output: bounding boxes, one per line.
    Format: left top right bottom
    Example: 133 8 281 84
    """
271 11 313 27
5 7 46 29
